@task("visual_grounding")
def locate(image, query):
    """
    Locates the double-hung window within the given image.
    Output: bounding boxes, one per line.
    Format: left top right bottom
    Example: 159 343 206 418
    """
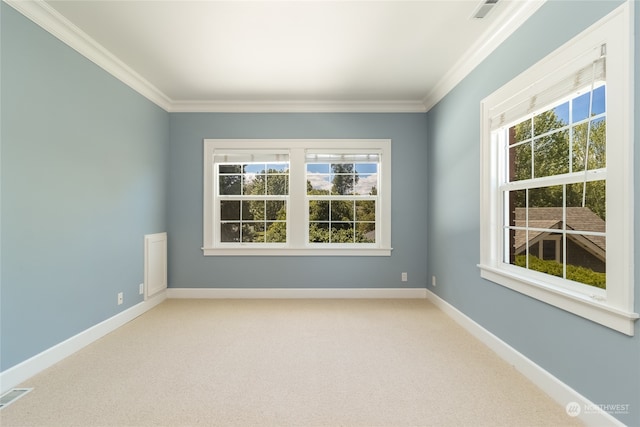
479 3 638 335
203 139 391 256
216 151 289 245
306 152 379 245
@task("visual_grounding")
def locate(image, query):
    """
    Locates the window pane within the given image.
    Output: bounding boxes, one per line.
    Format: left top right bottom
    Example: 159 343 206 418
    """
331 200 354 222
242 223 264 243
243 164 265 174
355 200 375 222
572 85 606 122
220 201 240 220
534 103 569 135
507 190 526 228
309 200 329 221
572 118 606 172
220 175 241 195
219 165 242 174
566 235 606 289
534 130 569 178
244 200 262 220
266 175 288 195
267 163 288 173
331 174 355 195
221 223 240 242
508 143 531 182
247 174 265 195
355 174 377 195
331 223 354 243
355 200 375 243
591 85 606 115
331 164 356 195
566 181 606 231
307 163 330 173
307 174 332 194
309 222 329 242
356 223 375 243
266 222 286 243
511 118 532 144
355 163 377 174
266 200 286 221
506 189 526 265
528 185 563 211
528 232 563 277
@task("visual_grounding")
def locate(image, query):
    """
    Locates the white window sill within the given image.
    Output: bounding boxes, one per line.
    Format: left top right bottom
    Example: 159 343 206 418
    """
478 264 639 336
202 247 393 257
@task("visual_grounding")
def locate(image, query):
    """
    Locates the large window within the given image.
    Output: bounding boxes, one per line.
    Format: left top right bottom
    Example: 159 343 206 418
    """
217 152 289 244
479 3 637 335
203 139 391 256
306 153 379 245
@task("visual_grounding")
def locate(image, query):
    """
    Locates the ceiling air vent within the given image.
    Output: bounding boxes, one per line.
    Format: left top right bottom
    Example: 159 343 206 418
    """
472 0 499 19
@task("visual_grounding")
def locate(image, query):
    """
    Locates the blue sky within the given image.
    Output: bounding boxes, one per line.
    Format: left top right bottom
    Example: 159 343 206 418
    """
553 85 605 124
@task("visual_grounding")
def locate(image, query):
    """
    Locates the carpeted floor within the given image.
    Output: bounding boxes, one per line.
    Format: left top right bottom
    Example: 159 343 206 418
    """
0 299 582 426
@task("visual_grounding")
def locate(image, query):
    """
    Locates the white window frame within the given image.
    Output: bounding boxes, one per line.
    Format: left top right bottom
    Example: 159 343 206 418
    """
479 2 638 335
203 139 392 256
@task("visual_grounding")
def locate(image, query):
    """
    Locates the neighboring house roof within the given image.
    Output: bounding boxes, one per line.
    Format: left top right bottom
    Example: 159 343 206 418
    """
513 207 606 259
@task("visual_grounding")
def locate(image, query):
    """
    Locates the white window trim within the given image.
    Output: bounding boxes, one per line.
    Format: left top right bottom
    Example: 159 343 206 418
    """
479 2 638 335
203 139 392 256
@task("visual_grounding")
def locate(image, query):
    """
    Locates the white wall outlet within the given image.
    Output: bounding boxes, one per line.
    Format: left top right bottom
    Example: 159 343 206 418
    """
117 292 124 305
401 272 408 282
139 283 144 295
432 276 437 287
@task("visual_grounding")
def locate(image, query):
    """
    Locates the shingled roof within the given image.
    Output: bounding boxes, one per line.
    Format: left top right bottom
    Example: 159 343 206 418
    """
513 207 606 256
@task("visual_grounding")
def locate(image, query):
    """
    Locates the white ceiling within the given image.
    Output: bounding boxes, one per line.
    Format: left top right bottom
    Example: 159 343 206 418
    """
11 0 544 112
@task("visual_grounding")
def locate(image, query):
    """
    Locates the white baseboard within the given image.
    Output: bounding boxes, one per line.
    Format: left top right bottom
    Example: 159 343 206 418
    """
425 290 625 427
0 291 167 394
167 287 427 299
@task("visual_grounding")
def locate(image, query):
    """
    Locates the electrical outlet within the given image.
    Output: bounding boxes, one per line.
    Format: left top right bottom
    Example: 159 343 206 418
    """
139 283 144 295
432 276 437 287
117 292 124 305
401 272 408 282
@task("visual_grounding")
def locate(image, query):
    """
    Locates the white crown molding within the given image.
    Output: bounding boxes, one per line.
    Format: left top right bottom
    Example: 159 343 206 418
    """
422 0 546 112
6 0 543 114
4 0 173 111
169 100 427 113
4 0 426 114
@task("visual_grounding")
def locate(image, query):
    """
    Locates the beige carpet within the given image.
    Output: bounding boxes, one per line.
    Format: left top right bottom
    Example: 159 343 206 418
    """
1 299 582 426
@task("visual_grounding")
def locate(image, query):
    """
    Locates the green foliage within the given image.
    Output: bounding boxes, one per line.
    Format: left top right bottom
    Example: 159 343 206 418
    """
308 223 373 243
515 255 606 289
331 164 358 195
512 108 606 221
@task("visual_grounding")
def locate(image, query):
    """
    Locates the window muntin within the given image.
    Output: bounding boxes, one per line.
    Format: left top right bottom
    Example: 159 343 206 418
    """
306 154 379 244
501 85 607 290
203 139 392 256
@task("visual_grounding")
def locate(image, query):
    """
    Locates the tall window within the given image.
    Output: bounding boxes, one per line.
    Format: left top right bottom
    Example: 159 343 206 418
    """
504 81 607 289
306 153 379 245
216 152 289 244
479 3 637 335
203 139 391 256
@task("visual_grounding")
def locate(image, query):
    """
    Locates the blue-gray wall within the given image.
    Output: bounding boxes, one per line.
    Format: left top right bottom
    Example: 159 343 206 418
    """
167 113 428 289
0 3 169 371
426 1 639 424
